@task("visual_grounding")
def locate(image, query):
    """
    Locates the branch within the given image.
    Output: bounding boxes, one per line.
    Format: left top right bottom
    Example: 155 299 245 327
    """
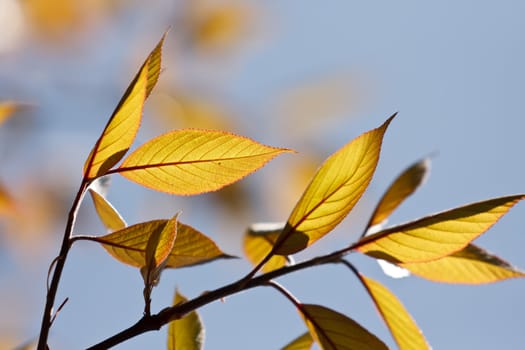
37 181 89 350
87 244 356 349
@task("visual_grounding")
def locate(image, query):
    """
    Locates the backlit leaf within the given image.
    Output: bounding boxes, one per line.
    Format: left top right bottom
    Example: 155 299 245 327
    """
274 115 394 255
0 101 21 126
88 189 126 231
0 182 16 216
354 195 525 263
83 34 165 179
300 304 388 350
117 129 292 195
244 222 288 273
367 157 430 228
168 290 204 350
281 332 313 350
359 275 429 349
98 220 231 269
140 215 178 286
401 244 525 284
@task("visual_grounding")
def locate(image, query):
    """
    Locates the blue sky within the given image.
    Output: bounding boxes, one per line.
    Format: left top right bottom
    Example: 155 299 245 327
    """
1 1 524 349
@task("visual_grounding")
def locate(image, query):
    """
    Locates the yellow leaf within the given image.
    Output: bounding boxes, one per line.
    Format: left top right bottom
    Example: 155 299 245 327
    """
359 275 430 349
168 290 205 350
401 244 525 284
367 157 430 228
274 115 395 255
83 34 165 179
97 220 231 269
281 332 313 350
88 189 126 231
116 129 292 195
301 304 388 350
244 223 288 273
354 195 525 263
0 101 21 126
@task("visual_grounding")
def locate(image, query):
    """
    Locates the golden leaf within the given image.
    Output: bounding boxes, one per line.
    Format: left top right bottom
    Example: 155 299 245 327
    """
167 290 205 350
97 220 231 269
0 101 22 126
301 304 388 350
244 223 288 273
88 189 126 232
367 157 430 228
274 115 394 255
83 34 165 179
401 244 525 284
116 129 292 195
355 195 525 263
359 275 430 349
281 332 313 350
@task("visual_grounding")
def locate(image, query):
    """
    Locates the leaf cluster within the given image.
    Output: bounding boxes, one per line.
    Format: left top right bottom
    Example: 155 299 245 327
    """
34 33 524 350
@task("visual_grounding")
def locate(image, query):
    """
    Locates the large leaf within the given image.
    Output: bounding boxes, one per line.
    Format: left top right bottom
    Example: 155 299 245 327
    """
88 189 126 231
167 290 204 350
274 115 394 255
401 244 525 284
97 220 231 268
300 304 388 350
359 275 429 349
244 222 289 273
116 129 292 195
83 34 165 179
281 332 313 350
354 195 525 263
367 157 430 229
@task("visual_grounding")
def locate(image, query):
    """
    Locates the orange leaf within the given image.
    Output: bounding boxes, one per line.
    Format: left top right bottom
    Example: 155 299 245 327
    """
401 244 525 284
0 101 23 126
116 129 292 195
83 34 165 179
359 275 430 349
300 304 388 350
274 115 394 255
354 195 525 263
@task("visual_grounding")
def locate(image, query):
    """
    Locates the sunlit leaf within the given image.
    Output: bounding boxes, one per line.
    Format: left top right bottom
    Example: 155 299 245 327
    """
0 101 22 126
274 115 395 255
367 157 430 228
141 214 178 284
354 195 525 263
88 189 126 231
401 244 525 284
358 275 429 349
300 304 388 350
244 222 288 273
0 182 16 216
281 332 313 350
83 34 165 179
97 220 231 269
168 290 205 350
116 129 292 195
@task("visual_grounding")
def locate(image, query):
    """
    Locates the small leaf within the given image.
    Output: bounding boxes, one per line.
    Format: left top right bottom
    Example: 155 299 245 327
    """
367 157 430 228
117 129 292 195
401 244 525 284
97 220 231 268
168 290 205 350
274 115 395 255
359 275 430 349
354 195 525 263
300 304 388 350
83 34 165 179
0 182 16 216
281 332 313 350
244 222 289 273
88 189 126 231
0 101 23 126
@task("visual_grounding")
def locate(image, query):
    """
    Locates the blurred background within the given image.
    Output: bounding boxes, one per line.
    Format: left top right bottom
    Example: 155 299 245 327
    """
1 0 524 349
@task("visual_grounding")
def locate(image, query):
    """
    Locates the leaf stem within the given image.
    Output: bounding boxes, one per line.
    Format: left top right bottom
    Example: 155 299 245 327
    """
36 180 89 350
